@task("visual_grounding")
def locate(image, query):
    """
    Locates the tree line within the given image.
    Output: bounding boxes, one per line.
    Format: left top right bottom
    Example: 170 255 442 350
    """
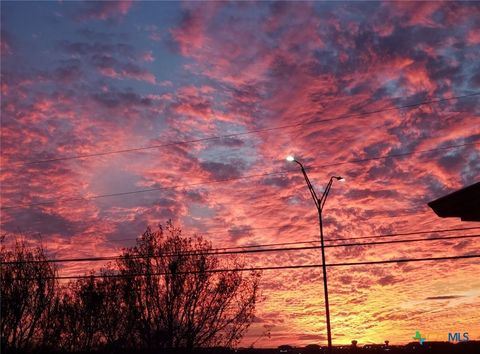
1 222 261 353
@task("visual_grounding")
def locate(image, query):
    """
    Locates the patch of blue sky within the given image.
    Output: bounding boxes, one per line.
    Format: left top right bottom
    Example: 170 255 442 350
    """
2 1 187 95
198 138 258 167
186 203 216 220
382 78 409 99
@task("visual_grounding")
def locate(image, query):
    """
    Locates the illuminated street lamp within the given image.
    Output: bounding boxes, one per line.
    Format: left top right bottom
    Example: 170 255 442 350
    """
286 155 344 354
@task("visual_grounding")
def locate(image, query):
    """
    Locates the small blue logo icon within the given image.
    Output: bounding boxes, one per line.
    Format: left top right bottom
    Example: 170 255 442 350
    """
413 331 426 345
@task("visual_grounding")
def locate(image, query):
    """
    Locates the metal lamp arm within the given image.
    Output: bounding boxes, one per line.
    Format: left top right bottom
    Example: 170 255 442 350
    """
296 161 320 210
319 177 334 210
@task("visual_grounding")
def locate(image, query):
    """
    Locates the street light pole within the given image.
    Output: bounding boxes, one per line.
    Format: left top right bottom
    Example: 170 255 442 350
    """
287 156 344 354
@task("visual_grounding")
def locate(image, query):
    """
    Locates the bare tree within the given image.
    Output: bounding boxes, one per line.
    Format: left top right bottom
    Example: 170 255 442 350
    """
57 275 104 351
116 222 261 350
1 222 261 352
0 239 58 352
58 270 127 351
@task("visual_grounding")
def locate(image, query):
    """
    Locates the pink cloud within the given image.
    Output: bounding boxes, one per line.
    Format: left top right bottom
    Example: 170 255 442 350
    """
389 1 444 28
1 35 12 56
76 0 134 21
467 28 480 45
98 67 156 84
140 50 155 62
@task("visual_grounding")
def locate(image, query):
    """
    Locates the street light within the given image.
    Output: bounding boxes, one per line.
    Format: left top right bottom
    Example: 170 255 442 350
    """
286 155 344 353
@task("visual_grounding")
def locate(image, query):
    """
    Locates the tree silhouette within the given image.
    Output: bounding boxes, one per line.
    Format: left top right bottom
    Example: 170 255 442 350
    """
1 223 261 352
0 239 59 352
115 222 261 350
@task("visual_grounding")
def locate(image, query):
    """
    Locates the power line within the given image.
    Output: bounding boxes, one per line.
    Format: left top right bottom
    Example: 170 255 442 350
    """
104 224 310 244
11 92 480 166
13 254 480 280
2 141 477 210
3 233 479 265
20 225 479 251
324 226 480 243
20 206 438 242
100 226 480 247
3 225 478 262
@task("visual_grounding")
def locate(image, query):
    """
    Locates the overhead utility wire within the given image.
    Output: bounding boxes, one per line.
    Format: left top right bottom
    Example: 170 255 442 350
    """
105 224 307 243
25 206 436 241
102 226 480 246
3 234 479 265
15 92 480 166
10 226 477 263
15 254 480 280
2 141 477 210
325 226 480 242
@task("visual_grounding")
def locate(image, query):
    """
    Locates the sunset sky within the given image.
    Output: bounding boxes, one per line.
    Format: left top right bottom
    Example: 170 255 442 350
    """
1 0 480 348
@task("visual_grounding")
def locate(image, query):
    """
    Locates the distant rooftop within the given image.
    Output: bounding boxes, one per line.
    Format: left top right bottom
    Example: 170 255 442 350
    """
428 182 480 222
